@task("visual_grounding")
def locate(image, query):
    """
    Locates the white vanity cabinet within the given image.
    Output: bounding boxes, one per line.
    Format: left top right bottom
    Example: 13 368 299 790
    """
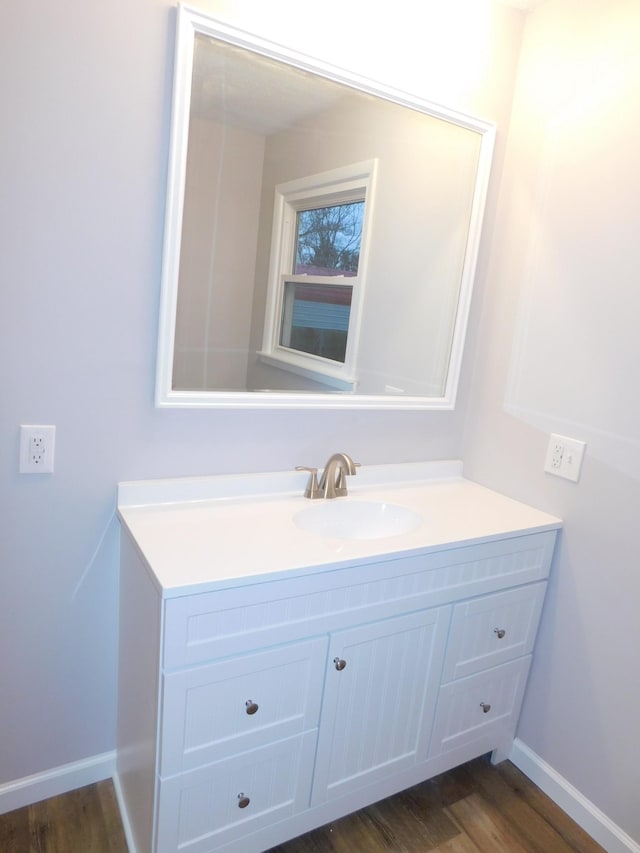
117 487 558 853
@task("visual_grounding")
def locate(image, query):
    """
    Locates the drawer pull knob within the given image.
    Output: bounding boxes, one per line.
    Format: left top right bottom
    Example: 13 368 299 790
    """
238 793 250 809
334 657 347 671
480 702 491 714
245 700 259 715
494 628 506 639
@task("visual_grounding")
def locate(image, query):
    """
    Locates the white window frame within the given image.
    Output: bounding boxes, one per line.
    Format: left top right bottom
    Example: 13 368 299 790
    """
259 160 377 391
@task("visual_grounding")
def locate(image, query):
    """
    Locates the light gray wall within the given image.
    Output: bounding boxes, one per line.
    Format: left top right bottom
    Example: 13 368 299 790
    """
461 0 640 844
174 117 264 390
0 0 523 787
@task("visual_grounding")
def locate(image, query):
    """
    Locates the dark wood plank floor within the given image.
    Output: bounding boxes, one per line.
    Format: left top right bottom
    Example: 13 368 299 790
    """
0 779 127 852
0 757 604 852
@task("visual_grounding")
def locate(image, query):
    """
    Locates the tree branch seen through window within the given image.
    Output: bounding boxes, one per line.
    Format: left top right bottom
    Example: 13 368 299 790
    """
295 202 364 275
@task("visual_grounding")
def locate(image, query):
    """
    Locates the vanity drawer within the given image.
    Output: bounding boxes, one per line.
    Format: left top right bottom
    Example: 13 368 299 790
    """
428 656 531 759
441 582 546 682
163 531 556 668
156 731 317 852
159 637 327 776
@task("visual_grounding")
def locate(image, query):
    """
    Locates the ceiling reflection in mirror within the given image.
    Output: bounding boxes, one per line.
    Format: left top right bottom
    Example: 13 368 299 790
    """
156 7 495 408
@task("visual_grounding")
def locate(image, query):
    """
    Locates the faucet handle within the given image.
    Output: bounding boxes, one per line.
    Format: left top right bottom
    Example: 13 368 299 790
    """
295 466 322 499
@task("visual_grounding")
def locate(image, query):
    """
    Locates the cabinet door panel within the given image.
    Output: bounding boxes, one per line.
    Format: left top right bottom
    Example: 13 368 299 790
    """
311 607 450 805
442 582 546 682
160 637 327 775
156 732 316 852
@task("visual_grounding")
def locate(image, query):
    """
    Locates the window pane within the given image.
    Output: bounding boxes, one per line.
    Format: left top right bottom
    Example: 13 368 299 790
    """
294 202 364 276
280 282 352 363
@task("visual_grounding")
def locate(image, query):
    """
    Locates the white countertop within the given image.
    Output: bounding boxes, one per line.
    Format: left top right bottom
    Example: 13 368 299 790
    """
117 461 562 597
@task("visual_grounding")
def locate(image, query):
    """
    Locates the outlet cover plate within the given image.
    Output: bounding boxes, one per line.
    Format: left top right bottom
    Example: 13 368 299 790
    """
19 424 56 474
544 432 586 482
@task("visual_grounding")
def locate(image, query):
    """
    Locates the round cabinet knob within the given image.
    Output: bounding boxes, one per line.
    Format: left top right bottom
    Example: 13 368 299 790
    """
237 793 250 809
334 657 347 671
494 628 506 639
245 700 259 715
480 702 491 714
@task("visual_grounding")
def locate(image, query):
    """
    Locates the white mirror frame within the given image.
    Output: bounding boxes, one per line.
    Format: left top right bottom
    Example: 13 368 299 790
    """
155 4 496 410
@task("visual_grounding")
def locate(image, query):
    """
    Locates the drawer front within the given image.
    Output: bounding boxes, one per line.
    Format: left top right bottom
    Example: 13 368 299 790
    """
429 656 532 759
160 637 327 776
441 582 546 682
164 531 556 668
156 732 316 852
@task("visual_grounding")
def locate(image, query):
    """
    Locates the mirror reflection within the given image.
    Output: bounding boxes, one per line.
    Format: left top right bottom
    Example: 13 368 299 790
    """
156 8 495 408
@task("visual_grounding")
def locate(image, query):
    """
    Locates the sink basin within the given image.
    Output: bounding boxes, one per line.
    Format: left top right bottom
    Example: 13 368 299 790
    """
294 500 422 540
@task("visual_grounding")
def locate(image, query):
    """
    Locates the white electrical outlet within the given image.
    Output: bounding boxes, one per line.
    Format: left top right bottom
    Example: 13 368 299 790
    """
544 433 586 482
19 425 56 474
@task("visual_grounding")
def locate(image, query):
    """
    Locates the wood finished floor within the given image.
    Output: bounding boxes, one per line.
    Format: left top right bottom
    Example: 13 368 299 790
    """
0 758 604 852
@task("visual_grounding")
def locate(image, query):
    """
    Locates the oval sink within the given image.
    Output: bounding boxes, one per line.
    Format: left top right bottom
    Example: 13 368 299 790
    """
294 500 422 540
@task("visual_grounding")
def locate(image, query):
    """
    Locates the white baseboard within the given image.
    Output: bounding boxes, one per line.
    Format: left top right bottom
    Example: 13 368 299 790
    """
510 739 640 853
0 751 116 816
112 771 136 853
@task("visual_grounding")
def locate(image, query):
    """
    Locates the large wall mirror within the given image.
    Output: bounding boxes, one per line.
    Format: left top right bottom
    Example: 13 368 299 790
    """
156 4 495 409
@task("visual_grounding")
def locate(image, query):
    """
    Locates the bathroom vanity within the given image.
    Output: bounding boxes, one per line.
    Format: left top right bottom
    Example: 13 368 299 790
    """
116 461 561 853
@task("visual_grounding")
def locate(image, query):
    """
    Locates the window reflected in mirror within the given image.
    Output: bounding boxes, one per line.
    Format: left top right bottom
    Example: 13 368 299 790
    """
259 161 374 390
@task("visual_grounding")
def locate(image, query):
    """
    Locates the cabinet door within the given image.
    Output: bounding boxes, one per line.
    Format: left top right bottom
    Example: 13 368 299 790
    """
311 606 450 805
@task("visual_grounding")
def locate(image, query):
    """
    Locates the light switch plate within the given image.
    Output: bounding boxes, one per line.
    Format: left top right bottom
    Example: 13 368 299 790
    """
544 433 586 482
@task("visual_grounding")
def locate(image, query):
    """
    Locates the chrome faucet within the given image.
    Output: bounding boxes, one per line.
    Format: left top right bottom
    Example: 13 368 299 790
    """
297 452 359 499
